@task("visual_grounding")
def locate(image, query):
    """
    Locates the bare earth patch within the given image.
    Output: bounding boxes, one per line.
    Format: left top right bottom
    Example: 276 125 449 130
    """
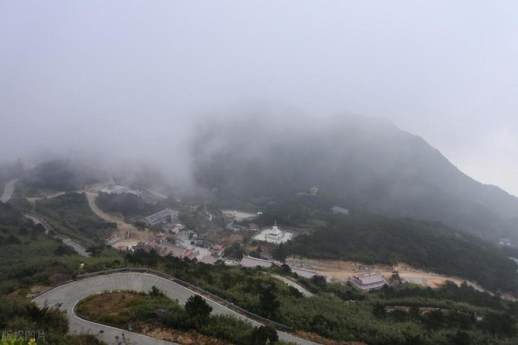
295 331 366 345
77 291 144 320
84 190 153 248
287 257 485 291
140 324 231 345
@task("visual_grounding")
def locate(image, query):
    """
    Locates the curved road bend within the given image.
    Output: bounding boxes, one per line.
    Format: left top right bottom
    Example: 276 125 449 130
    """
33 272 319 345
271 274 314 297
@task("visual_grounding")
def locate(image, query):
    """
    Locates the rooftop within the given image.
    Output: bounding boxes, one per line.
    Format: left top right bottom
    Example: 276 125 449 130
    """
350 273 386 291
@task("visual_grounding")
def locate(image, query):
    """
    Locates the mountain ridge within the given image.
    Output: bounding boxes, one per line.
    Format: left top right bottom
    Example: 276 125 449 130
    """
192 114 518 241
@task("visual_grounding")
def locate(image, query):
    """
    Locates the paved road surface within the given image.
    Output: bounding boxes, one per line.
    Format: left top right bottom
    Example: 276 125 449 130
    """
58 236 90 257
24 213 90 257
272 274 314 297
33 272 318 345
0 178 17 203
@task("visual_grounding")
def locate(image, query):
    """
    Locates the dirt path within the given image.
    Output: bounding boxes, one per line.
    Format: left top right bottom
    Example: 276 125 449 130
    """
84 191 152 249
286 257 483 290
85 192 134 229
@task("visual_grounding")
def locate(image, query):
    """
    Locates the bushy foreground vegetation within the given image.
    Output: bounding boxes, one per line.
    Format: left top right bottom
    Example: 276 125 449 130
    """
2 174 518 345
96 192 157 218
19 160 100 194
287 213 518 292
34 193 115 246
0 203 122 295
0 297 105 345
77 290 285 345
126 250 518 345
0 337 36 345
0 203 120 345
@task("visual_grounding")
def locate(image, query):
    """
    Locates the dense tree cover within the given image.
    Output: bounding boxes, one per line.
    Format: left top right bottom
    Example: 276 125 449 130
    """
185 295 212 326
126 250 518 345
253 198 518 293
0 203 122 295
34 193 115 246
3 179 518 345
19 160 101 193
96 192 157 218
0 297 105 345
77 290 286 345
371 281 509 311
223 242 244 260
177 203 226 233
192 115 518 242
126 250 297 318
278 212 518 293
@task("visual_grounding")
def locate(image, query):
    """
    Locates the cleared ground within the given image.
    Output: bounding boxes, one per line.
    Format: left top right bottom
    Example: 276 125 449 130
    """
286 257 484 290
85 191 153 249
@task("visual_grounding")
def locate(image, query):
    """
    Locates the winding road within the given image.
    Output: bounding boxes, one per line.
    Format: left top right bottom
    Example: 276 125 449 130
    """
33 271 318 345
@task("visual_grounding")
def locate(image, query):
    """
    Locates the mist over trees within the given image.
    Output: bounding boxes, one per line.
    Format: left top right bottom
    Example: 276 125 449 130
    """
192 114 518 241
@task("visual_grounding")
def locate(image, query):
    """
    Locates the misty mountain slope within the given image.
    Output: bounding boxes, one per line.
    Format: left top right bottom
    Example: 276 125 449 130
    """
20 159 105 193
193 115 518 240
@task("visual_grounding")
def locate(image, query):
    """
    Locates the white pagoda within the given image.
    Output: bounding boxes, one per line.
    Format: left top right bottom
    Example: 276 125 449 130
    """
253 221 293 244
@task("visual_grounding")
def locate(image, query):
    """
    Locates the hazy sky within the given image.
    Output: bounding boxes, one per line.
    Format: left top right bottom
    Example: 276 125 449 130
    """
2 1 518 194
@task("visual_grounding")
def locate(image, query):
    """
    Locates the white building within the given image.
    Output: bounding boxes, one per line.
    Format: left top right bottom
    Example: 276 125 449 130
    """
240 256 273 268
253 222 293 244
331 206 350 216
144 208 179 227
349 273 386 291
291 267 319 279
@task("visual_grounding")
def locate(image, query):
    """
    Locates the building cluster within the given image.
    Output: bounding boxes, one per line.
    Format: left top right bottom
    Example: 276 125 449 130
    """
114 205 391 293
126 208 220 263
117 207 297 266
237 255 319 279
111 204 311 277
130 228 221 264
143 208 179 227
